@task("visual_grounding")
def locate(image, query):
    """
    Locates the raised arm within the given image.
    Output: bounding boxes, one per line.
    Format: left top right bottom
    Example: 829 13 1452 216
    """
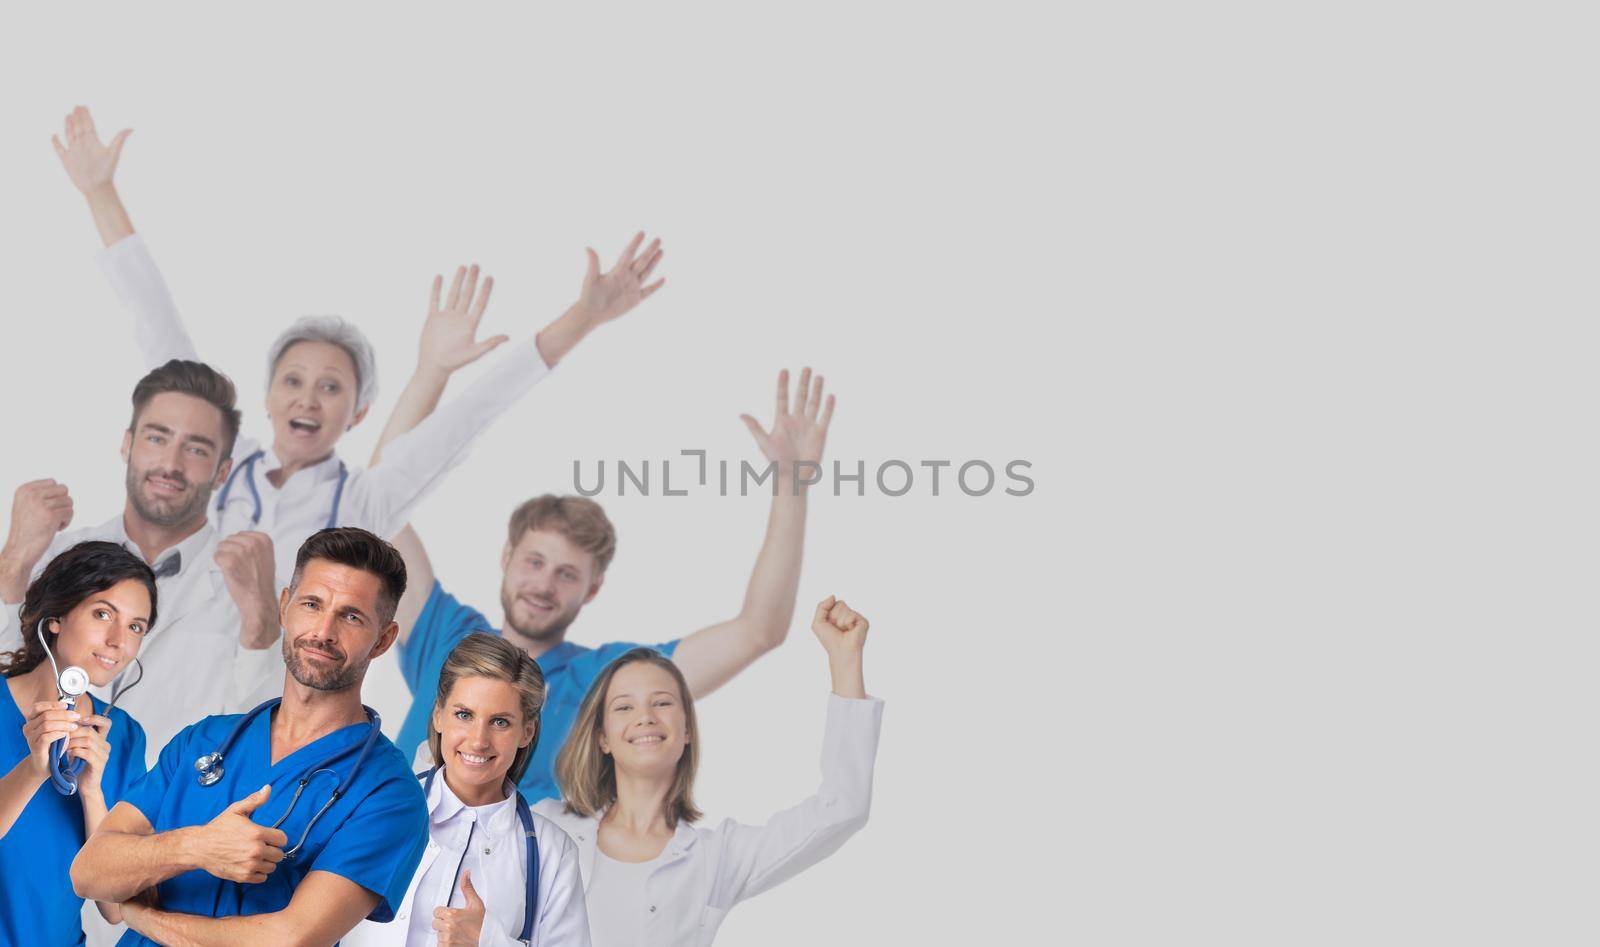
72 786 287 903
353 235 667 538
53 105 133 247
119 870 380 947
54 105 201 369
673 369 836 697
712 597 880 906
0 479 74 604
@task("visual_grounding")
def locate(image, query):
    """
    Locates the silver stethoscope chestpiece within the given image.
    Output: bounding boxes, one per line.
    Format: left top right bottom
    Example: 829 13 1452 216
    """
57 666 90 701
195 752 224 786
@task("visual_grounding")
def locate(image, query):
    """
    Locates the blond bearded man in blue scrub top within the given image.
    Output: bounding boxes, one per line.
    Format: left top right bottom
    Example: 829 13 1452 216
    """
72 529 427 946
375 366 836 804
53 105 666 587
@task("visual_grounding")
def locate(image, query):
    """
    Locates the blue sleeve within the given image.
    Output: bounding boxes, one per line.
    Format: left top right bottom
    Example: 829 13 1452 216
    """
106 712 148 805
398 580 490 692
308 774 428 923
576 638 680 679
120 723 191 823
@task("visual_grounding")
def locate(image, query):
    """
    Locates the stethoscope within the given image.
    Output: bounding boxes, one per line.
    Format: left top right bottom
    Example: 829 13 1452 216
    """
194 697 381 859
418 766 540 945
36 618 143 796
215 450 349 529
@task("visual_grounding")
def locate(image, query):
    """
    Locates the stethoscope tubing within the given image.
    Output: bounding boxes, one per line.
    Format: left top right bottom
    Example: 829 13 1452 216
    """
196 698 382 859
216 450 349 530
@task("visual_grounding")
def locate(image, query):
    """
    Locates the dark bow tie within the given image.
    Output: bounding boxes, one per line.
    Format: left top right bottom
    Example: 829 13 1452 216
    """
152 553 181 579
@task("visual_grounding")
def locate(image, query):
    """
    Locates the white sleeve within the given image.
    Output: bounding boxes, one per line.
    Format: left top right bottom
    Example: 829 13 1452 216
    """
225 637 284 713
0 531 78 647
96 234 202 369
710 695 885 908
530 828 593 947
341 336 554 540
0 602 21 654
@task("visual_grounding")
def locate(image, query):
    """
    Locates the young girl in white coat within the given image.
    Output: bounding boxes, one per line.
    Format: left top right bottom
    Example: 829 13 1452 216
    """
343 633 590 946
540 596 883 946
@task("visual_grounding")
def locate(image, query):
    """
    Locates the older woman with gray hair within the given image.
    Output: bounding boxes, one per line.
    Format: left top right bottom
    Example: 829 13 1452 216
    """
53 105 666 586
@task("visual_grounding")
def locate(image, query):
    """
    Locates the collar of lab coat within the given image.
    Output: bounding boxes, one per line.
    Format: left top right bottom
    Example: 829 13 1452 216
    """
97 513 225 633
259 447 345 490
427 771 521 837
562 806 700 888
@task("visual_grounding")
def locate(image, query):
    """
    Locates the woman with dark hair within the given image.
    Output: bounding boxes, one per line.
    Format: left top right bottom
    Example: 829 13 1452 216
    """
539 596 884 946
0 541 156 945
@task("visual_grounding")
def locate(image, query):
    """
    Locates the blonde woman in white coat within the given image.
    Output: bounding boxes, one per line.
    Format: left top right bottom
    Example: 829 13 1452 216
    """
344 633 590 946
539 596 883 946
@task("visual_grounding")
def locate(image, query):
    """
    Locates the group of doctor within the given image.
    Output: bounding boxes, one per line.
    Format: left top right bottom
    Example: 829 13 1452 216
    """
0 106 884 947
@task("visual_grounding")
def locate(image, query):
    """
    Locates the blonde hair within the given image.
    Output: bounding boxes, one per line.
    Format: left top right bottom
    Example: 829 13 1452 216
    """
556 648 702 826
428 633 547 783
507 495 618 574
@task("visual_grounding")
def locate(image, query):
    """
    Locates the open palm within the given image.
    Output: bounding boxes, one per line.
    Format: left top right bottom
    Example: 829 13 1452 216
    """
420 264 507 374
52 106 130 194
741 368 836 470
575 231 666 326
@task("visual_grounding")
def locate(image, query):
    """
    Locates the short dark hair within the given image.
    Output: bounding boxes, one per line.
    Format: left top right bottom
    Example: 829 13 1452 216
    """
129 359 243 461
1 542 159 678
290 527 407 626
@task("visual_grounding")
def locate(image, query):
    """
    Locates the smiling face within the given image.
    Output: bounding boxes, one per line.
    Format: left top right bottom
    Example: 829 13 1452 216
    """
598 661 690 778
121 391 231 529
433 675 535 802
266 340 367 466
280 559 397 692
499 528 603 646
48 579 152 688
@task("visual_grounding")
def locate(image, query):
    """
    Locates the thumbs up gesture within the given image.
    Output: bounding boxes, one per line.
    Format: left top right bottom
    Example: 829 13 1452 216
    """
191 784 289 883
433 869 487 946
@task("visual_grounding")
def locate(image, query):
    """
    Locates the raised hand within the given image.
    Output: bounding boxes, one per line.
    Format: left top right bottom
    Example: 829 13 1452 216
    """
215 531 280 649
52 106 131 195
21 699 81 781
191 785 288 884
811 596 869 698
1 480 74 599
420 264 508 376
811 596 869 656
740 368 837 483
432 869 486 946
573 231 666 327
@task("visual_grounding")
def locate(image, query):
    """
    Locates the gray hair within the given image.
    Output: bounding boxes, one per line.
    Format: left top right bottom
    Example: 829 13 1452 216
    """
264 316 379 413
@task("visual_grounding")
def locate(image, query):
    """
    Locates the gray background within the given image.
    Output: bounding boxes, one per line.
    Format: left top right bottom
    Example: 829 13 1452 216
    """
0 2 1589 944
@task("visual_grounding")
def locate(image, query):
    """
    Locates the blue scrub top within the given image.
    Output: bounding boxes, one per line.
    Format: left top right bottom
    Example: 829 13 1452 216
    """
395 580 678 803
115 707 427 946
0 682 146 947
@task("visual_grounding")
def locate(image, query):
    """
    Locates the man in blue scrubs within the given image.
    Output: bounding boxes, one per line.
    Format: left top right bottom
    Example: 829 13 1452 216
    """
71 527 427 945
380 368 838 803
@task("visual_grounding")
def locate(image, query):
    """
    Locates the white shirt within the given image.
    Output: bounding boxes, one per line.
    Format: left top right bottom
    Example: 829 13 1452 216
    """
98 234 555 586
0 514 280 768
587 852 659 946
342 772 592 947
536 694 885 947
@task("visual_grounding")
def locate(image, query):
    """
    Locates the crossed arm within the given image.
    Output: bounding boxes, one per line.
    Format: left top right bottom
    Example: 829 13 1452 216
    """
73 800 379 947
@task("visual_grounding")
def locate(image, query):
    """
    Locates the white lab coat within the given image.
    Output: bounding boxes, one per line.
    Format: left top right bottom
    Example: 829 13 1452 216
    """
535 694 884 946
343 774 591 946
97 234 555 585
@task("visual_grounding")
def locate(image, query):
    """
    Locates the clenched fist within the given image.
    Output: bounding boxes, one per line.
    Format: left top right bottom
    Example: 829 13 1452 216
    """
811 596 870 700
1 480 74 601
215 531 279 649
